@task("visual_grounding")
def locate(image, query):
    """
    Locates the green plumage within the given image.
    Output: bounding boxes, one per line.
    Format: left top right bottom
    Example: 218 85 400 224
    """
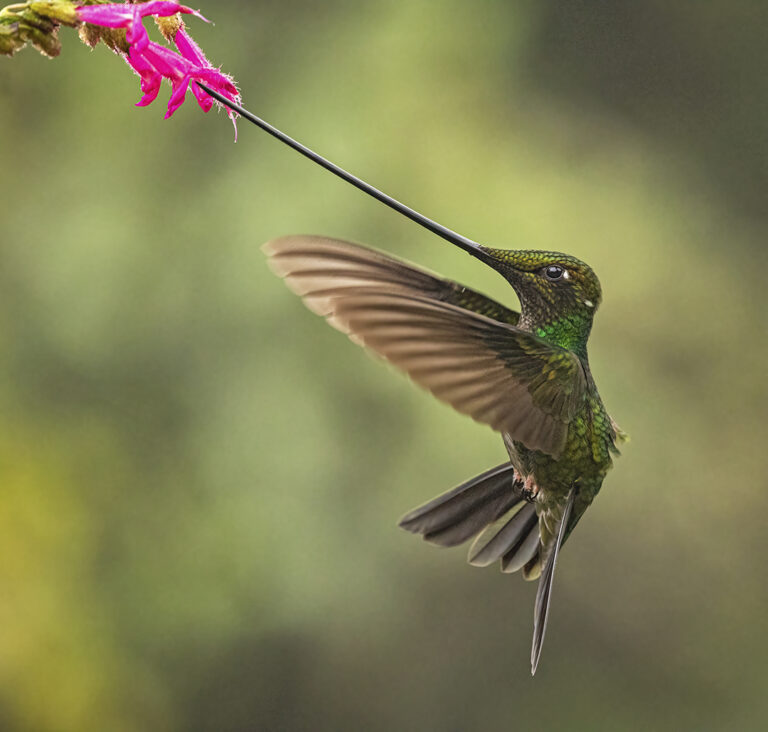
478 248 622 562
263 235 625 675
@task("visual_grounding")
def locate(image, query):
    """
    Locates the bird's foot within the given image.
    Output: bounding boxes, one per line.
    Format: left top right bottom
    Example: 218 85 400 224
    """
521 475 540 503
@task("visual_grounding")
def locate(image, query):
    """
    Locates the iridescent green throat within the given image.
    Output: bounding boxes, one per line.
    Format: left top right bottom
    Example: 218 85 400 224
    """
526 313 593 359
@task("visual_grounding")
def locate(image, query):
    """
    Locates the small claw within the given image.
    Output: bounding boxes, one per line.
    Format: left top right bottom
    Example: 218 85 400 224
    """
522 474 540 502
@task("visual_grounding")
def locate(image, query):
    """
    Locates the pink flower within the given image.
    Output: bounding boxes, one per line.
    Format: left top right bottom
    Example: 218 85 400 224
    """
76 2 204 30
76 2 240 134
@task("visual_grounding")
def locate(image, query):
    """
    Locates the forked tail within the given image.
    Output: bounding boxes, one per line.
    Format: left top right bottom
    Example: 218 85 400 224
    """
399 464 576 674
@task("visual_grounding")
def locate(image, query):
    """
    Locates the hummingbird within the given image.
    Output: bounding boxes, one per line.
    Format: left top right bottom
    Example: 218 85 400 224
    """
199 84 627 674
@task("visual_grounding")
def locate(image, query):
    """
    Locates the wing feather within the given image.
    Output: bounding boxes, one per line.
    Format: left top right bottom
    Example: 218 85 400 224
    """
265 235 520 324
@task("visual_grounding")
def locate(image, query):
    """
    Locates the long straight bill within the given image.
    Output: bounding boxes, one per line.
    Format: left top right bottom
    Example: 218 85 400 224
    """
196 82 492 264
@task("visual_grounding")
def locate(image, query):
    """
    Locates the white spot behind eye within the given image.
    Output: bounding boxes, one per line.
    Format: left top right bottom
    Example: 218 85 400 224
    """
584 299 594 308
562 270 570 280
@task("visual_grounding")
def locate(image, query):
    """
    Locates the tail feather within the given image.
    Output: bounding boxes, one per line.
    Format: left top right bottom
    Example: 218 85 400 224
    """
500 520 540 574
530 486 576 675
398 463 522 547
399 465 578 675
523 553 542 581
468 502 537 568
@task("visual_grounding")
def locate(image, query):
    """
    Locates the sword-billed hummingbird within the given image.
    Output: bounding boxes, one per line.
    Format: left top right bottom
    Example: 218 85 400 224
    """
200 84 626 675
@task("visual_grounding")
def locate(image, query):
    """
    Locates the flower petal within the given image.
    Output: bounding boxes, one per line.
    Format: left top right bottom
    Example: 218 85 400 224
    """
173 26 206 66
125 49 162 106
124 6 150 51
76 5 134 28
140 40 190 80
165 76 191 118
190 80 214 112
139 2 207 23
76 2 203 27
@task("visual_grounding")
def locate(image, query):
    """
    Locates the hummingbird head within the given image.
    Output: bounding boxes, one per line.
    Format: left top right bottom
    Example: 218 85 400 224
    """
478 247 602 356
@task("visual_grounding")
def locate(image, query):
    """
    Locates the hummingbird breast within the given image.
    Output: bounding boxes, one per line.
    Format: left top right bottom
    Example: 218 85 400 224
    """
508 391 614 507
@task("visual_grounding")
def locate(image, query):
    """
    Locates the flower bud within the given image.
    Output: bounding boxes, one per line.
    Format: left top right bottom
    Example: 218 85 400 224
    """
29 1 78 26
0 24 26 56
22 21 61 57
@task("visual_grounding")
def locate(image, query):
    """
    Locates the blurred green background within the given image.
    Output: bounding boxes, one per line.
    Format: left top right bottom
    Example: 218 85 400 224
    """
2 1 768 730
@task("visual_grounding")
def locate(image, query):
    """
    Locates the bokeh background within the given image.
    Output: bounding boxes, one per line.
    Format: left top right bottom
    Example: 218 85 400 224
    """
2 1 768 730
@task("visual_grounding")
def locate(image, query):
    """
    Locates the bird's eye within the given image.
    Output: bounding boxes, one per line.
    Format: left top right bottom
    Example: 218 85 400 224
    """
543 265 565 281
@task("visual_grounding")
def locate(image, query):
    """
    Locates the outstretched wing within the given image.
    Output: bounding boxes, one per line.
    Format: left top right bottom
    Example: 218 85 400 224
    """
264 235 520 325
264 236 586 457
